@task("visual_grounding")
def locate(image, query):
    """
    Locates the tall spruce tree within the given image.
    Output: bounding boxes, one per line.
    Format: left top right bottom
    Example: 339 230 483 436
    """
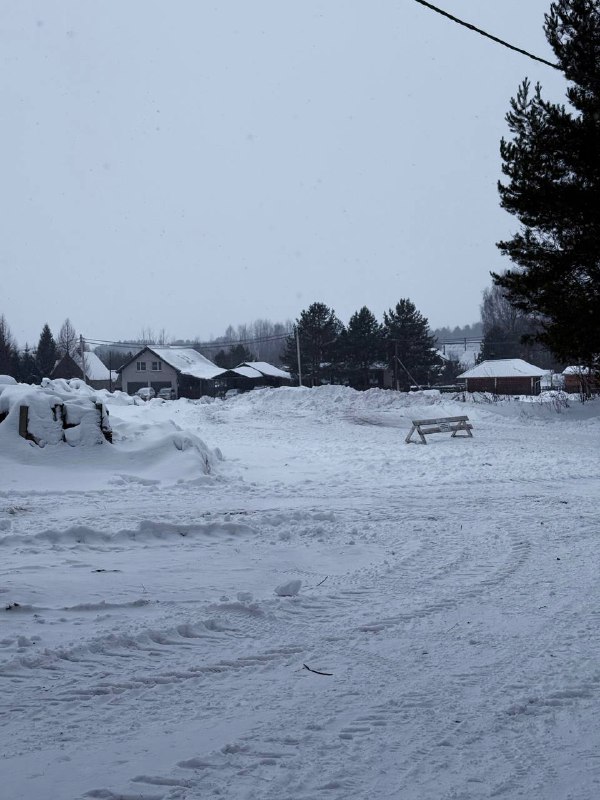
282 302 344 386
340 307 384 390
20 344 39 384
35 323 58 379
0 315 16 376
213 344 255 370
493 0 600 368
382 299 440 390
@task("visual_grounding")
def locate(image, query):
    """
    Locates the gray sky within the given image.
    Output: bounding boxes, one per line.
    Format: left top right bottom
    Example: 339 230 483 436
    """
1 1 567 346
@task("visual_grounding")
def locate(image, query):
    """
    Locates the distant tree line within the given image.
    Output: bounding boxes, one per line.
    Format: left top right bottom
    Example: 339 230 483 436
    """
280 299 457 390
0 316 87 383
432 322 483 341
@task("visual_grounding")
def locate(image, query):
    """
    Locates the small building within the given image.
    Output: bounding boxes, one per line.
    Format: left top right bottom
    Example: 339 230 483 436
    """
118 346 226 398
562 366 599 394
51 352 119 391
236 362 292 387
457 359 548 396
342 362 394 391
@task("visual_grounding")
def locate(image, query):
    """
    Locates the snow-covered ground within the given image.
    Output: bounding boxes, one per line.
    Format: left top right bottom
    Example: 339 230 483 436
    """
1 385 599 800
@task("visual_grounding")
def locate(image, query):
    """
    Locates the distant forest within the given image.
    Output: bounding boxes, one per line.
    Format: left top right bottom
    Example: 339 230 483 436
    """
431 322 483 341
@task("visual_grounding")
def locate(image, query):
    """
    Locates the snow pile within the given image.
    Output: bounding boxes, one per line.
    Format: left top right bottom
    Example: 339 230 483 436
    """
221 384 450 420
274 579 302 597
0 384 64 445
0 382 109 447
0 381 223 489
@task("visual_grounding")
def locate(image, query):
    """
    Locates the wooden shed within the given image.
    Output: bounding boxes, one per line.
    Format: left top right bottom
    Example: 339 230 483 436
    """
562 366 599 395
457 359 548 396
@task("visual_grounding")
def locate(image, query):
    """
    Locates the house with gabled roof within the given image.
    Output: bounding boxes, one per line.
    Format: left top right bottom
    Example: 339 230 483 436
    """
562 365 599 395
236 362 292 386
457 359 548 396
118 346 228 398
51 352 119 391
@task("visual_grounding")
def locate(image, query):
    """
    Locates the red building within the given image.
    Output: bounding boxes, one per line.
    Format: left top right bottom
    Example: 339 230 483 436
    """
457 359 548 396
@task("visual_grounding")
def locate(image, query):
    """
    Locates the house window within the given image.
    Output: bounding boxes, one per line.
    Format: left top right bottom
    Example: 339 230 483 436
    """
151 361 162 371
136 362 147 371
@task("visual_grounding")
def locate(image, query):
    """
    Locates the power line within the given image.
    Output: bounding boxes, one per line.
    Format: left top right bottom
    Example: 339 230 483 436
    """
84 331 292 350
412 0 561 71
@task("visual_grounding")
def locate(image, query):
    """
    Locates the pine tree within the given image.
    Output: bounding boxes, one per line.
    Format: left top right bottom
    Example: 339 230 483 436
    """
340 307 384 390
282 302 344 386
382 299 440 390
213 344 255 369
36 323 58 379
493 0 600 369
20 345 39 384
0 315 16 377
478 325 523 362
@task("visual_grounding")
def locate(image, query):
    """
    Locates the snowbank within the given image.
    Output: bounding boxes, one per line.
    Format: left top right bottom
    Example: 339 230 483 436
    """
0 382 109 447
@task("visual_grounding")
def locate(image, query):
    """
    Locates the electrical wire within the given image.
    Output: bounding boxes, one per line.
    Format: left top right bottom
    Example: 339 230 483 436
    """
412 0 561 70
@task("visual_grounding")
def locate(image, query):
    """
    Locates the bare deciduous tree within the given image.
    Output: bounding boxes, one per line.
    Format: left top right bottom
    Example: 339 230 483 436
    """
58 318 78 357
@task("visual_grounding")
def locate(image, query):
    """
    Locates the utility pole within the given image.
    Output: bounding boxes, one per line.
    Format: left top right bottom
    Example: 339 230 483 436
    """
295 326 302 387
394 341 399 391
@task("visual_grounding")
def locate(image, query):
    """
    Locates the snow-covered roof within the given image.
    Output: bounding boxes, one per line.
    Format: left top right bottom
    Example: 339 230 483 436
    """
78 352 118 382
145 347 224 380
563 365 591 375
230 366 264 379
457 359 548 379
239 361 291 380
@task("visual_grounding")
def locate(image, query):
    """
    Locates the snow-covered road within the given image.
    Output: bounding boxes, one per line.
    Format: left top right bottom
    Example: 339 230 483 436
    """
1 387 599 799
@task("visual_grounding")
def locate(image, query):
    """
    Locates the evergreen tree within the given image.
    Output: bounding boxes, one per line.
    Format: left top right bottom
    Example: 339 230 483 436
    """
0 324 15 377
213 344 255 369
20 344 39 384
282 302 344 386
340 307 384 390
478 325 523 362
9 349 22 381
382 299 440 390
439 354 463 384
36 323 58 379
0 315 16 377
493 0 600 369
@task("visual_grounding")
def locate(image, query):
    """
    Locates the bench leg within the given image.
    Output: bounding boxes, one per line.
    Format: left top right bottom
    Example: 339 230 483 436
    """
451 423 473 438
405 425 416 444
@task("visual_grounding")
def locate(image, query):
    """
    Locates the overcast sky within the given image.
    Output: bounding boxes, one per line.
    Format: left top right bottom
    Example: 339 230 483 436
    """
1 1 567 346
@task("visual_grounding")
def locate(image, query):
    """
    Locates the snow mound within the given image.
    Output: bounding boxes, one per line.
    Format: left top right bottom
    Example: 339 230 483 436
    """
223 385 449 420
274 579 302 597
219 384 600 430
0 383 110 447
0 381 223 489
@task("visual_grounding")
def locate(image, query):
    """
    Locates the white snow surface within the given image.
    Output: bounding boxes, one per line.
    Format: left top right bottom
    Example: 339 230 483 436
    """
230 365 264 379
1 384 600 799
563 365 591 375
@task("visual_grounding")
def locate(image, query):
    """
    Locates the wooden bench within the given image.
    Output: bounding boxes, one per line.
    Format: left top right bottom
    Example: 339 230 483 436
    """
405 415 473 444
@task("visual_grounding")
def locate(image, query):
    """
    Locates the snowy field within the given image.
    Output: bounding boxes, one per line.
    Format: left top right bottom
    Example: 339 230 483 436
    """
1 384 599 800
